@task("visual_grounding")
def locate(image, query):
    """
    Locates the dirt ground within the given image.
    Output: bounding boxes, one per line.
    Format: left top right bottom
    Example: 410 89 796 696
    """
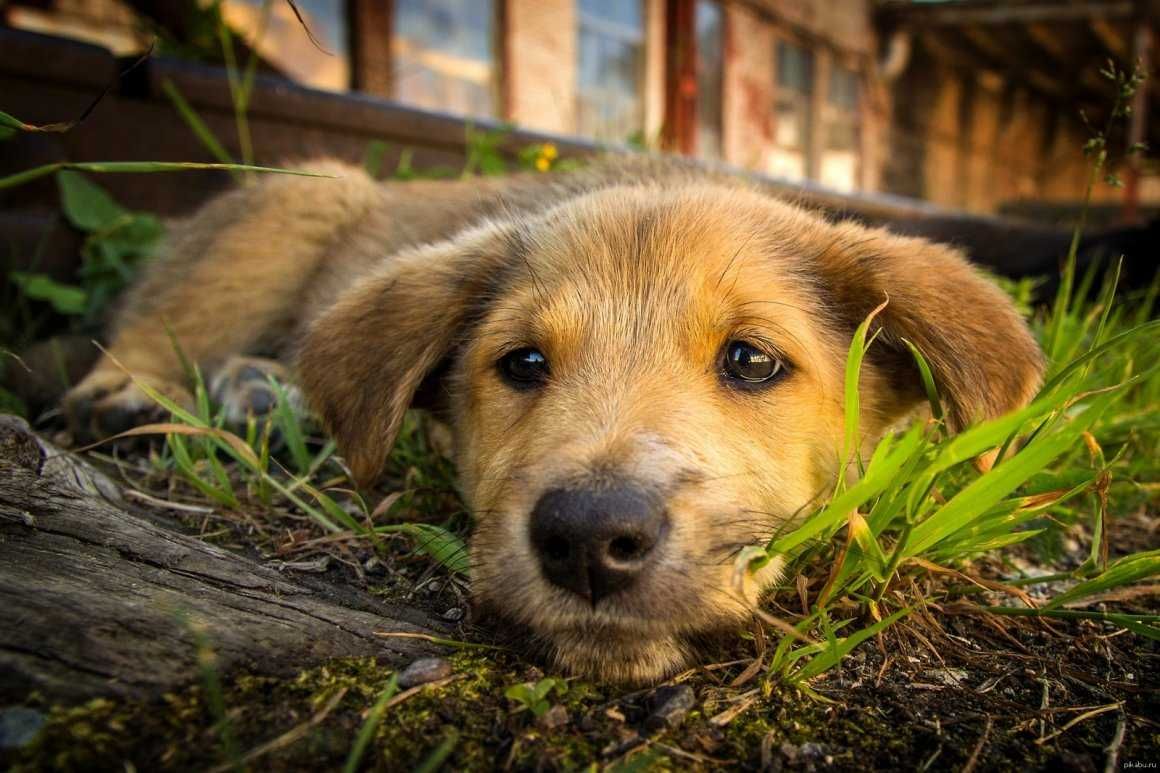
2 500 1155 771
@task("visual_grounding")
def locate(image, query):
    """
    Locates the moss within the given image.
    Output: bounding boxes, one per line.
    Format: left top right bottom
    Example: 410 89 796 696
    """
5 643 1151 771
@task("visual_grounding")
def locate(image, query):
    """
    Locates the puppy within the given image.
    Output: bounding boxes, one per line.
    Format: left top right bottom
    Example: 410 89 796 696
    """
64 157 1044 682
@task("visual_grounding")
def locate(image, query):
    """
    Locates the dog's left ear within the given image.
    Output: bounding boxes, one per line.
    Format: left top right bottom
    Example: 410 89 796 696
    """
297 221 517 487
811 222 1045 431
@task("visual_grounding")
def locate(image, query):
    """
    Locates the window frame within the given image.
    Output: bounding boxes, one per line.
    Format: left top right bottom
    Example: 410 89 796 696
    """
770 33 817 181
350 0 504 119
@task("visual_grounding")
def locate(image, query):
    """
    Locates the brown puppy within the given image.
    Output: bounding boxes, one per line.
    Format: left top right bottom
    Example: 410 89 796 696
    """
64 157 1044 682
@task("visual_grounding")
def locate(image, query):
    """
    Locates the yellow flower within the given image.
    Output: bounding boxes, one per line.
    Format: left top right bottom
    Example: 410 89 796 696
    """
535 156 551 172
542 143 558 160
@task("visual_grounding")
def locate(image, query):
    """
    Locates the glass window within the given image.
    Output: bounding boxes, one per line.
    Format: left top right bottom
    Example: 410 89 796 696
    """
223 0 350 92
391 0 497 119
694 0 724 160
820 64 861 192
577 0 645 142
770 40 814 181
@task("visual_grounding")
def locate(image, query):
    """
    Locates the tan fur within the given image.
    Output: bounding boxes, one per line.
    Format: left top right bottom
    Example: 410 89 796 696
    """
65 157 1045 683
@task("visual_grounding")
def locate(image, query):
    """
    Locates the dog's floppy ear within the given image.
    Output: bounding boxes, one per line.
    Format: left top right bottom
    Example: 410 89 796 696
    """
298 221 517 487
812 222 1045 431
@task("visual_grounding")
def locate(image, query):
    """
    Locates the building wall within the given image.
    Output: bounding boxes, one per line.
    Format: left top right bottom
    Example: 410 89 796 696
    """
506 0 577 134
884 40 1144 215
7 0 1151 216
722 3 776 170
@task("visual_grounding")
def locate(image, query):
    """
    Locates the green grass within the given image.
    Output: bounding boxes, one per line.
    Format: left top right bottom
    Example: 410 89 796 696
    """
741 250 1158 685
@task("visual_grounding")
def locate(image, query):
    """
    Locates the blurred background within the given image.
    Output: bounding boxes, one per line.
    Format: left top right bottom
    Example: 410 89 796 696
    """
3 0 1157 222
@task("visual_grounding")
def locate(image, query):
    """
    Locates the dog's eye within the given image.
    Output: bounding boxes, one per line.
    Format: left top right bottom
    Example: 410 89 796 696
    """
499 347 549 387
722 341 785 385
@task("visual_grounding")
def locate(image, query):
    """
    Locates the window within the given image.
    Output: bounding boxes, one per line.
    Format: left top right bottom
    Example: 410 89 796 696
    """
391 0 497 119
770 40 814 181
223 0 350 92
6 0 155 56
820 63 861 191
694 0 724 160
577 0 645 142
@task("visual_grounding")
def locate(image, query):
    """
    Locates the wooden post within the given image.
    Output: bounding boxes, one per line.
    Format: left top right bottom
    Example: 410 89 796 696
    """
664 0 697 154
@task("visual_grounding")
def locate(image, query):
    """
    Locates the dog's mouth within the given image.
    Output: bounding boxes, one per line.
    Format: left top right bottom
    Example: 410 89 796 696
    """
473 570 756 683
477 601 704 683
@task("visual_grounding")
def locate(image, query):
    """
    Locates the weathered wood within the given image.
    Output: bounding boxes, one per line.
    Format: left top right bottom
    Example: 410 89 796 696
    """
0 415 442 703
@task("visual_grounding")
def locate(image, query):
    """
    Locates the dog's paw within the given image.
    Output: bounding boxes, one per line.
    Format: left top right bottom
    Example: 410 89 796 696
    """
209 356 298 425
64 368 193 442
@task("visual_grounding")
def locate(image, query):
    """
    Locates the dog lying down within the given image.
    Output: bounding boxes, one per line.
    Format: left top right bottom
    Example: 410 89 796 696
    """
64 157 1044 683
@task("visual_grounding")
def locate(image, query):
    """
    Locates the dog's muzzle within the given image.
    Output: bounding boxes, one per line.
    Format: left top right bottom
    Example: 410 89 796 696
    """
529 482 669 605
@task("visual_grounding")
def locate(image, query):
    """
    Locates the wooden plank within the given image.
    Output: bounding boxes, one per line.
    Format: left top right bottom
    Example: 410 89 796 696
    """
0 416 442 702
878 0 1134 26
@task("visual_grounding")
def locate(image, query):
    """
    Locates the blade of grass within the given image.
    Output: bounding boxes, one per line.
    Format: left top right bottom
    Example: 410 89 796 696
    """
792 608 910 681
342 675 398 773
0 162 333 191
1044 550 1160 610
161 78 239 177
376 523 470 575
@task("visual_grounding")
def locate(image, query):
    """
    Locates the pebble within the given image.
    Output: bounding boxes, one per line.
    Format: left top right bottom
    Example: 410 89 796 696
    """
441 607 465 622
0 706 45 750
780 741 833 768
644 684 696 732
536 704 569 730
396 657 452 689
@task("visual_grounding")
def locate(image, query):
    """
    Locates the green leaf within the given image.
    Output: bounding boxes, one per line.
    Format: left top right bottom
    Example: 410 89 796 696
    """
343 675 399 773
376 523 470 575
1045 549 1160 610
771 422 926 556
57 170 129 231
905 389 1123 557
10 272 87 315
0 110 25 130
1 161 333 191
901 338 943 423
793 608 910 681
838 299 888 487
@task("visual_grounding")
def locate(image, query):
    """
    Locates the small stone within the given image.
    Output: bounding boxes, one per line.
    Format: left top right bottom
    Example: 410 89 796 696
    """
644 684 696 732
536 703 569 730
396 657 452 689
781 742 832 769
922 667 969 687
0 706 45 749
0 416 45 475
441 607 464 622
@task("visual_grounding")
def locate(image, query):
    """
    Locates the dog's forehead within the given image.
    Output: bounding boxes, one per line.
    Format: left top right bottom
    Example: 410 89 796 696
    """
506 185 819 324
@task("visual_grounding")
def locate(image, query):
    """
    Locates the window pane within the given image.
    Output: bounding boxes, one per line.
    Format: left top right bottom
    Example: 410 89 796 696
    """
392 0 496 119
777 41 813 95
577 0 644 141
829 65 859 111
223 0 350 91
821 65 861 191
695 0 724 160
771 41 814 181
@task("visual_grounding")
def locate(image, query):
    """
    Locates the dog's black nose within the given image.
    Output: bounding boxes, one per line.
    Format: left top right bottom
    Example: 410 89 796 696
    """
529 484 668 604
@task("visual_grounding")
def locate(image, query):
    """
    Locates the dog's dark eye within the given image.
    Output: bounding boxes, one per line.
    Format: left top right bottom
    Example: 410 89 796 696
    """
499 347 549 387
722 341 785 386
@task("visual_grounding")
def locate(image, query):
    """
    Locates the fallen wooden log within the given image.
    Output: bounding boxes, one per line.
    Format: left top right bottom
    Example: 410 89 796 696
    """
0 415 442 702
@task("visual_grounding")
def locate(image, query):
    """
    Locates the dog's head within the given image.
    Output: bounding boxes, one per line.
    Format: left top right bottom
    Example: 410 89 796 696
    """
299 182 1043 682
